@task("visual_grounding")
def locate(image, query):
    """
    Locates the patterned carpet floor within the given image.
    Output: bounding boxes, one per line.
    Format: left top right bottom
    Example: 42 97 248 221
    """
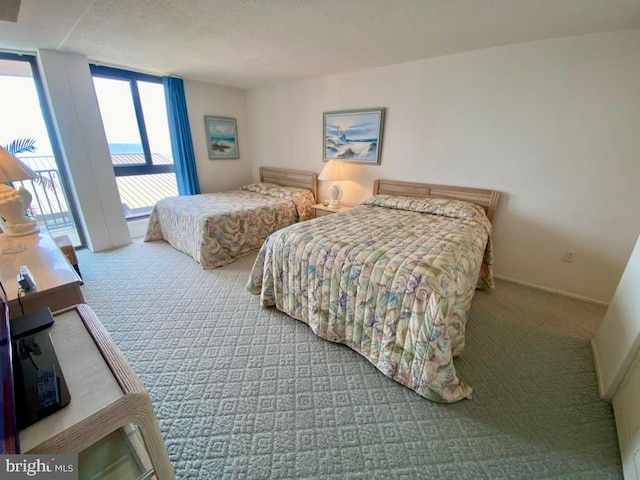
78 240 622 479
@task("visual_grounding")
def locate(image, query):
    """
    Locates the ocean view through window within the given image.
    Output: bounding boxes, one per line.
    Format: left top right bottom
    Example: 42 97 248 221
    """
91 66 178 219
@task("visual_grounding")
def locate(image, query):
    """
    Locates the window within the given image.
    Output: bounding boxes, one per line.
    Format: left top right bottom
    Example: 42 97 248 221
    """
90 66 178 219
0 52 84 246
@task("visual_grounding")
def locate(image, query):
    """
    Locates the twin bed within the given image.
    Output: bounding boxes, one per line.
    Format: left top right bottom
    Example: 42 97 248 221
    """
144 167 317 268
246 179 499 403
146 171 499 403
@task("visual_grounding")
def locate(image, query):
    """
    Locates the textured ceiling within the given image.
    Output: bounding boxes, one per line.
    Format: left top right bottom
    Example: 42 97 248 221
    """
1 0 639 89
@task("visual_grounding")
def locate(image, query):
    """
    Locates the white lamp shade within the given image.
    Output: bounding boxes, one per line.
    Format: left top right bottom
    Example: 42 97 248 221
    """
318 160 348 182
0 146 36 183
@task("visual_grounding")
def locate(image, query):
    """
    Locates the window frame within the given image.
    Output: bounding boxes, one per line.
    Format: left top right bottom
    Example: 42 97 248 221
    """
89 65 174 177
0 51 86 247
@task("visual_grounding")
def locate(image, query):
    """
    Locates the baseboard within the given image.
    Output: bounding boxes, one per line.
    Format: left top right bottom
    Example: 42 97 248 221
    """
494 274 609 306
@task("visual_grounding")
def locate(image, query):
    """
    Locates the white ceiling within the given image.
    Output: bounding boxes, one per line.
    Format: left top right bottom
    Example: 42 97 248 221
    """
1 0 640 90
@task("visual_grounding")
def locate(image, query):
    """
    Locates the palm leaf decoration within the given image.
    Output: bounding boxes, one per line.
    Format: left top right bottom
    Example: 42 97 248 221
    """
5 138 37 155
2 138 56 191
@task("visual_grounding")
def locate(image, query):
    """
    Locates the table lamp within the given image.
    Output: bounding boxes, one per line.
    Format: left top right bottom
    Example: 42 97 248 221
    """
318 160 348 208
0 146 39 236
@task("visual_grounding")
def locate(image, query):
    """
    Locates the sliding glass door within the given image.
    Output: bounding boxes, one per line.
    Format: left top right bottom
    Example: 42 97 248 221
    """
0 53 84 246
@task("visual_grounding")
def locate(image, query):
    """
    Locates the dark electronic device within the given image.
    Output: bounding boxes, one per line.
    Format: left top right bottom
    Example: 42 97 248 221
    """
10 307 55 340
12 330 71 429
0 286 71 445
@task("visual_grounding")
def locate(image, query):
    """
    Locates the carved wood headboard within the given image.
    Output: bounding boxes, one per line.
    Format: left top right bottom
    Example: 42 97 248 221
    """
260 167 318 201
373 179 500 223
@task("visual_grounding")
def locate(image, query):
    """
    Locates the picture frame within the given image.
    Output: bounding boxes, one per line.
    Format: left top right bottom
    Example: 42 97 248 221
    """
323 108 385 164
204 115 239 159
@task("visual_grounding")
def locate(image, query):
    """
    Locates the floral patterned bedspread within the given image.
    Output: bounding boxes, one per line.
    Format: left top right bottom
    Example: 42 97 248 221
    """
247 195 493 402
144 183 315 268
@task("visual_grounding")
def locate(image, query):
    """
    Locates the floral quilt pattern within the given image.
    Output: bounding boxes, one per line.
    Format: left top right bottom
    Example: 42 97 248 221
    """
144 184 315 268
247 195 493 402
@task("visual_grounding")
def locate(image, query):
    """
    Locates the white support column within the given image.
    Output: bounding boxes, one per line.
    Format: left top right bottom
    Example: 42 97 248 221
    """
592 234 640 401
36 49 131 251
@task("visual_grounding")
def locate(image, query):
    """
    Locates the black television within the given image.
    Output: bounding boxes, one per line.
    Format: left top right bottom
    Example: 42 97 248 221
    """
0 286 19 454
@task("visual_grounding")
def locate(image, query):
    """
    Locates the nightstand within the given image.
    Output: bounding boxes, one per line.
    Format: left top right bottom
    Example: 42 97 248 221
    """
312 204 354 218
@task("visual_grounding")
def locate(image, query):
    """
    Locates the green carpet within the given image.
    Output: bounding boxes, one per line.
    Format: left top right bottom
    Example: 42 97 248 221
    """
78 240 622 479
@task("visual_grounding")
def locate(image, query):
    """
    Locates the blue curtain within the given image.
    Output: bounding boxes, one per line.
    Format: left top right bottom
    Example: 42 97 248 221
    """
163 76 201 196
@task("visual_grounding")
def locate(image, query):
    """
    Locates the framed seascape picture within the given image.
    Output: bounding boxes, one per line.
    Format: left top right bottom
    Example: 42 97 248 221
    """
204 116 239 159
323 108 385 164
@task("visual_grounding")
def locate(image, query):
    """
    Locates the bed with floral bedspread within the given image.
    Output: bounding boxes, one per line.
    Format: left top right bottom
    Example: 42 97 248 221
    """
144 183 315 268
246 194 494 402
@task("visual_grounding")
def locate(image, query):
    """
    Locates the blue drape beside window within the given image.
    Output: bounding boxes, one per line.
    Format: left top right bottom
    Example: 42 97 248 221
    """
163 76 201 196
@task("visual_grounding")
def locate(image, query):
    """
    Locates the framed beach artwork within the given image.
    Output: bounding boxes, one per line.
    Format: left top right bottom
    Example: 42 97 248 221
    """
323 108 385 164
204 115 239 159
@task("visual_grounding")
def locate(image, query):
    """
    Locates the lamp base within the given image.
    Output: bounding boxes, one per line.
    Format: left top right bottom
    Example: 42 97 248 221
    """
5 221 39 237
0 184 39 237
327 184 343 209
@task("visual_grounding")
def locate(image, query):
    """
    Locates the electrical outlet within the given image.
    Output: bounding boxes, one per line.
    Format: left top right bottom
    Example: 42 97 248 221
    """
563 250 576 263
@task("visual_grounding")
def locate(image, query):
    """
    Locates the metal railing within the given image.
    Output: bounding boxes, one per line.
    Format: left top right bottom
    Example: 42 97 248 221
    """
16 169 75 232
14 164 178 231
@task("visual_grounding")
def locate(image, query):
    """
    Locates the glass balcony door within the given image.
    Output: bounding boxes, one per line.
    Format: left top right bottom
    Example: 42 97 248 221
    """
0 53 84 247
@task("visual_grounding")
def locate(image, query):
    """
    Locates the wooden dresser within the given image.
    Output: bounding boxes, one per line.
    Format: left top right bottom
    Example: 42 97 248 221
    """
0 229 83 319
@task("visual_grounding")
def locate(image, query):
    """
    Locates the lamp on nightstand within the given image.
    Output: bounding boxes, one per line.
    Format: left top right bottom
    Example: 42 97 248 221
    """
318 160 348 209
0 146 38 237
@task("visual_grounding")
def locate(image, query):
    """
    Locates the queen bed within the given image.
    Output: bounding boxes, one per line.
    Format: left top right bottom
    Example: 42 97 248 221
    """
144 167 317 268
247 179 499 403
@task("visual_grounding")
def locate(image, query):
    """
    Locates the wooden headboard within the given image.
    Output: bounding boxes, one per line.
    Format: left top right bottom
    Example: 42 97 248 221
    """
373 179 500 223
260 167 318 201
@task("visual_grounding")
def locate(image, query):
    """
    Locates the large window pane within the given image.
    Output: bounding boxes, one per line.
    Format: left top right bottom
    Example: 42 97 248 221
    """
0 64 52 157
91 66 178 220
0 56 83 246
138 81 172 160
93 77 144 164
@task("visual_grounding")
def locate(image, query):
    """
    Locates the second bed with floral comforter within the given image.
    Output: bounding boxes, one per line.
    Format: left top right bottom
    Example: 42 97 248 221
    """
247 195 493 403
144 183 315 268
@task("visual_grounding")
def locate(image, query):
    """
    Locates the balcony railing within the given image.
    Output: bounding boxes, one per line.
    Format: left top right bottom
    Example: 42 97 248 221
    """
16 169 75 232
14 161 178 232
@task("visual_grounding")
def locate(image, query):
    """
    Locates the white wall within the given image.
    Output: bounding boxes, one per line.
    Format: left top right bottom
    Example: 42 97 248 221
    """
605 236 640 478
593 234 640 400
247 29 640 303
612 352 640 479
185 79 253 192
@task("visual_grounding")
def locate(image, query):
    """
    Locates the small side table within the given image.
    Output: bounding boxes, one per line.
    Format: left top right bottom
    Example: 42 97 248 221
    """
53 234 82 280
19 304 174 479
312 204 353 218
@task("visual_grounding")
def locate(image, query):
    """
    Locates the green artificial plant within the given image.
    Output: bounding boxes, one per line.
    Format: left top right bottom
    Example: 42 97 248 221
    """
3 137 56 191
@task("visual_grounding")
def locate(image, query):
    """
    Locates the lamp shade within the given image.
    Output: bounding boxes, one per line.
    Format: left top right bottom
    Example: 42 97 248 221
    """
0 146 36 184
318 160 348 182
